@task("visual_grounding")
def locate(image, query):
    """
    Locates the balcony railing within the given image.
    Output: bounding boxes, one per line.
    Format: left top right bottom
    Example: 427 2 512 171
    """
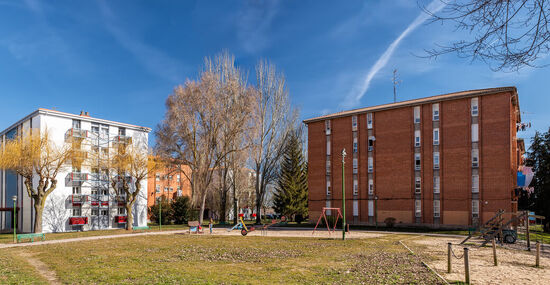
70 194 87 205
65 128 88 141
113 135 132 145
90 195 110 207
66 172 89 184
115 215 127 224
69 216 88 225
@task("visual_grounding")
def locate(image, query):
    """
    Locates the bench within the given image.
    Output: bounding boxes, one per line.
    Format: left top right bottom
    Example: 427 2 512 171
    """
188 221 203 234
17 233 45 243
132 226 151 231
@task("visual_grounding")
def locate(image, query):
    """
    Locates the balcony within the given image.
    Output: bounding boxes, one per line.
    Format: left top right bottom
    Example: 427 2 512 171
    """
115 215 127 224
65 128 88 141
70 194 87 206
90 195 110 207
90 173 109 182
113 135 132 145
69 216 88 225
65 172 89 186
115 195 126 206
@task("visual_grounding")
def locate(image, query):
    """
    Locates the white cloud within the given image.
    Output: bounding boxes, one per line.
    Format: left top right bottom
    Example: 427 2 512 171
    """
235 1 280 54
341 0 445 109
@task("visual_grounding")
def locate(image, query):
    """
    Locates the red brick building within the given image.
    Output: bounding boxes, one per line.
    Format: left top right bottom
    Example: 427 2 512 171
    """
147 161 192 210
304 87 523 228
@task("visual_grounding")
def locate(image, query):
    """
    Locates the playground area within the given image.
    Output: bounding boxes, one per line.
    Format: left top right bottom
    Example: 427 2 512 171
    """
1 227 548 284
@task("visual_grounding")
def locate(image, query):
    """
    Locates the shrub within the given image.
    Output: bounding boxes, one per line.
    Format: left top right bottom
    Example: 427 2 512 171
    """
149 199 173 225
384 217 396 228
172 196 192 224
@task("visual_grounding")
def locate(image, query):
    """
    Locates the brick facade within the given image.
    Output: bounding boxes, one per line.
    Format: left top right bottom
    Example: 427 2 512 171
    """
305 87 522 228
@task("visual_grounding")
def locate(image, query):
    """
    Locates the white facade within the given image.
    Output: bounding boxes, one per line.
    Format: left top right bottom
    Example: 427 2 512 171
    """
0 109 150 233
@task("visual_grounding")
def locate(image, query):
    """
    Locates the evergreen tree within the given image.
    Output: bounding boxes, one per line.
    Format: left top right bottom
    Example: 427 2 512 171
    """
527 130 550 232
273 129 308 222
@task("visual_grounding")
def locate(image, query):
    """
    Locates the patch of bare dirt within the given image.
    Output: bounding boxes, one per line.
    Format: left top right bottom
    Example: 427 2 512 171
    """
18 252 61 285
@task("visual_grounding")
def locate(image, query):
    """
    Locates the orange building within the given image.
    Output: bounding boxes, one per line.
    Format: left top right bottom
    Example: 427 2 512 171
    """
147 162 192 210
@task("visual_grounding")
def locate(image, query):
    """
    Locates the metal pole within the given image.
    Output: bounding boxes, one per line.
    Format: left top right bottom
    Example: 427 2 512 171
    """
12 196 17 243
535 242 540 267
341 149 346 241
526 211 531 251
492 238 498 266
447 243 452 273
464 248 470 284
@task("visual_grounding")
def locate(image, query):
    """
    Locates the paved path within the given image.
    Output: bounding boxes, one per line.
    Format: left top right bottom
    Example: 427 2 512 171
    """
0 227 467 249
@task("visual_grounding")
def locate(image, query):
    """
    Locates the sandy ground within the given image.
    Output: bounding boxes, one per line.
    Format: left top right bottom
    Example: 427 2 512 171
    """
409 237 550 285
213 227 387 239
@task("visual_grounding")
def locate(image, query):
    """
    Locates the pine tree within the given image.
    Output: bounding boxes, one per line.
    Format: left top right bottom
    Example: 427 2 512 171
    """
527 129 550 232
273 129 308 222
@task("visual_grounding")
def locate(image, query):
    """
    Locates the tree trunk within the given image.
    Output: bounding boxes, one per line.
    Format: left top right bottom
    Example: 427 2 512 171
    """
33 198 45 233
126 203 134 231
255 168 262 224
232 180 238 224
198 191 207 224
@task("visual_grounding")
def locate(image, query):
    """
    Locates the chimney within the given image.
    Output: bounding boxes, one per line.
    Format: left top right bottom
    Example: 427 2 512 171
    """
79 110 85 116
85 111 90 116
80 111 90 117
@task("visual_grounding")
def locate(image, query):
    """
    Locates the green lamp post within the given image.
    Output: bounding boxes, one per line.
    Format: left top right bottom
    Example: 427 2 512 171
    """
341 149 346 241
12 196 17 243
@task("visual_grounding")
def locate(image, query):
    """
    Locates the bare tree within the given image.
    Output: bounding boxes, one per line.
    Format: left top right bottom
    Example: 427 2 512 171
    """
108 143 159 230
156 52 253 224
251 60 297 224
423 0 550 71
0 130 73 233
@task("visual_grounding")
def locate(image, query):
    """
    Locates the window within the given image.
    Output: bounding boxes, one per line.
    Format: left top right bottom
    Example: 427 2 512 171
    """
325 120 331 134
415 130 421 147
156 174 160 181
368 200 374 216
72 208 81 216
326 160 331 174
472 175 479 193
434 200 440 217
118 127 126 136
169 187 173 192
368 179 374 195
100 124 109 137
368 136 375 151
155 186 160 193
101 188 109 196
472 149 479 168
168 175 172 181
72 186 81 194
72 119 81 130
100 209 109 216
415 153 421 170
471 98 479 116
415 200 421 217
118 207 126 215
353 179 358 195
433 128 439 145
353 158 358 173
472 200 480 216
353 137 358 153
177 174 181 181
415 177 421 193
414 106 420 123
91 208 99 216
352 115 358 130
326 137 331 155
368 157 373 173
177 188 182 197
434 176 440 193
432 104 440 121
91 187 99 196
164 187 168 192
353 200 359 216
326 201 332 216
91 123 99 134
471 123 479 142
433 152 440 169
367 113 373 129
326 180 331 195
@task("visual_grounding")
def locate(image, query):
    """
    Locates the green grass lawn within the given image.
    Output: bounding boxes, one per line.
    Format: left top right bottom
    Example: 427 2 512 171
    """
4 234 442 284
0 249 46 284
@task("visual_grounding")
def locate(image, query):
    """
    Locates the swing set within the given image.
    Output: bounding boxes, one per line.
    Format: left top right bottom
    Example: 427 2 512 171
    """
312 207 343 235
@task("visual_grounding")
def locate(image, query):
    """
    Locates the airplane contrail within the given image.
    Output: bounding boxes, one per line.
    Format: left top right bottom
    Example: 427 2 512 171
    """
342 0 446 108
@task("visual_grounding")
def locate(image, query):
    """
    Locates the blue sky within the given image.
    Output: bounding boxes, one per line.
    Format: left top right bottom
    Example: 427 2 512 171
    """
0 0 547 146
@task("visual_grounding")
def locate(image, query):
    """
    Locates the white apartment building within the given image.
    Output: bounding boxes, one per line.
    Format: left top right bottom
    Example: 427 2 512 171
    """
0 109 150 233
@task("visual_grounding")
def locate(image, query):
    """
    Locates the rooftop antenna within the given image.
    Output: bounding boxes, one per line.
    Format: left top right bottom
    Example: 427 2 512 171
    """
392 69 401 103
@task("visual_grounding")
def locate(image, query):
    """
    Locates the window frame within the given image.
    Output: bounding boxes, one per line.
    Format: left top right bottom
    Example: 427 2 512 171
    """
415 177 421 193
433 152 440 169
433 128 439 145
432 103 440 121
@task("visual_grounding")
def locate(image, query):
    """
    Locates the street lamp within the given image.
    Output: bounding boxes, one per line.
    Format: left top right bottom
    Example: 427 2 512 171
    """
12 196 17 243
341 149 347 241
374 196 378 229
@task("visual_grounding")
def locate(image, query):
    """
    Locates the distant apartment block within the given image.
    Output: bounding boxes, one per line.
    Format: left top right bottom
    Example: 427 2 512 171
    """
304 87 523 228
0 109 150 233
147 161 192 210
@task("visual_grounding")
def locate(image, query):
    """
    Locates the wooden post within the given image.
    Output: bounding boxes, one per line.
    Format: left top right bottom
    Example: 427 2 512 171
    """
492 238 498 266
447 243 452 273
535 242 540 267
526 211 531 251
464 248 470 284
